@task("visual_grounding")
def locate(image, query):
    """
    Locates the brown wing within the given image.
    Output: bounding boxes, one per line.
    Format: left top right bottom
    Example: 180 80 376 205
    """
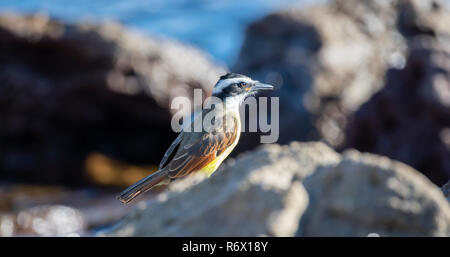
164 113 239 179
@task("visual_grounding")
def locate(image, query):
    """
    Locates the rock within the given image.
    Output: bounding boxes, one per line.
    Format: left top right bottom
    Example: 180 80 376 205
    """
395 0 450 38
0 205 85 237
233 0 450 150
0 183 138 236
0 13 225 186
337 0 450 39
101 142 340 237
442 180 450 203
344 36 450 186
103 141 450 236
298 149 450 236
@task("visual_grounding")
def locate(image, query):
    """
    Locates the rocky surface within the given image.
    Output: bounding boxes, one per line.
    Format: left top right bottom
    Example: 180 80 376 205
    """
102 142 340 237
0 13 225 186
344 37 450 186
442 180 450 203
443 180 450 203
0 205 85 237
299 149 450 236
233 0 450 153
0 183 140 236
102 142 450 237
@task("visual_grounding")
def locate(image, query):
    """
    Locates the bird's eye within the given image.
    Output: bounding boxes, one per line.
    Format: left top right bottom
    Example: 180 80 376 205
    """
239 82 247 88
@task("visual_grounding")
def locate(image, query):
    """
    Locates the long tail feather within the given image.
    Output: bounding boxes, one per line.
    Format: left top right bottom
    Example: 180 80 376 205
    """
117 170 168 204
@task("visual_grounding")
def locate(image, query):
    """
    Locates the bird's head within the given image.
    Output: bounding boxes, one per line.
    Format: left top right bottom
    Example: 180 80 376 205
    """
212 73 274 104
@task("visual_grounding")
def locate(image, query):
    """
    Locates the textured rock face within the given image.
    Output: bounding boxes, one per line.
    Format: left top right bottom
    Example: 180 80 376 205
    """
103 142 450 237
443 181 450 203
0 13 225 186
103 142 340 237
344 37 450 186
233 0 450 152
298 150 450 237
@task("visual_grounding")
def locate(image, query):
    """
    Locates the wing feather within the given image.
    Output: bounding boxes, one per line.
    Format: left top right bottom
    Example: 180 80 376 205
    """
166 113 239 179
159 132 183 169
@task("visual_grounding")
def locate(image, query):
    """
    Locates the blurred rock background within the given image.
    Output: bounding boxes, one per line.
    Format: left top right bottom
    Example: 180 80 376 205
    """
234 0 450 186
0 0 450 236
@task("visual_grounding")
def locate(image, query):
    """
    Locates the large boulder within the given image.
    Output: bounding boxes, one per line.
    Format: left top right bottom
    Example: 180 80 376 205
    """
102 142 340 237
233 0 450 152
0 13 225 186
298 149 450 236
102 141 450 237
344 37 450 186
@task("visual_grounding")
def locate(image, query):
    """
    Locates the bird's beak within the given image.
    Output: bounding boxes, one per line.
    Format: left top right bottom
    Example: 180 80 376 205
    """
251 81 274 92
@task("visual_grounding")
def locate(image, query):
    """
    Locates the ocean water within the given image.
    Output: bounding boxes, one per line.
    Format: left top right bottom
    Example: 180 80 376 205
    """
0 0 323 66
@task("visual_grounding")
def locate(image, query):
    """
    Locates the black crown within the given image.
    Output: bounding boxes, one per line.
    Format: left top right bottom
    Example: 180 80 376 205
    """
219 73 247 81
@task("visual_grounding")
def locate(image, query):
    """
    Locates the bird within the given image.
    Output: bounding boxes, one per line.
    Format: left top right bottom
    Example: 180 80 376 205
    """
117 73 274 203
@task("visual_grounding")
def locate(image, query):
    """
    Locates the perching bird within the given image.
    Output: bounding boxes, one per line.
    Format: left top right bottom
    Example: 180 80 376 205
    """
117 73 273 203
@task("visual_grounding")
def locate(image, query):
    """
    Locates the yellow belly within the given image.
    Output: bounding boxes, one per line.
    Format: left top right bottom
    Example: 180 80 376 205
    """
199 110 241 177
199 142 238 177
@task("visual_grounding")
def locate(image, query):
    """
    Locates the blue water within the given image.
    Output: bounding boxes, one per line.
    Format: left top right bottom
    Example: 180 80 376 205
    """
0 0 323 66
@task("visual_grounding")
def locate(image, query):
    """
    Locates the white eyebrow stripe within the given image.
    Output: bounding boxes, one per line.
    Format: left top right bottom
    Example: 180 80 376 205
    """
212 77 253 94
